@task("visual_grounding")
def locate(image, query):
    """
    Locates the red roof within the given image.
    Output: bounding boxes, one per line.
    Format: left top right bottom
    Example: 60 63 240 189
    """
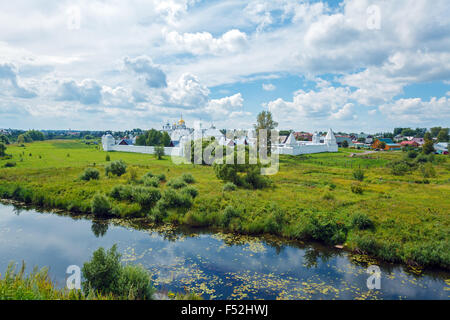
400 141 419 146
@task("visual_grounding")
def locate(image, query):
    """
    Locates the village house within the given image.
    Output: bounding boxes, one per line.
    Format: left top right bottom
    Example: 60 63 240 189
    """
372 138 401 151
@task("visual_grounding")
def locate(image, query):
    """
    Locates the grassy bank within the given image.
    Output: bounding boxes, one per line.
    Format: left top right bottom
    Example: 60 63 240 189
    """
0 140 449 269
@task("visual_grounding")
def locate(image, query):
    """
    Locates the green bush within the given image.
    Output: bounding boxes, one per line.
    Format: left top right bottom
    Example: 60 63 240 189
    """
301 212 347 245
82 245 155 299
132 187 161 208
181 173 195 184
181 186 199 199
105 154 111 162
3 161 16 168
143 176 160 188
80 168 100 181
322 191 335 201
391 163 410 176
221 206 242 227
91 194 111 217
117 265 155 300
151 189 194 222
223 182 237 192
110 185 133 201
419 163 436 178
105 160 127 177
167 178 187 189
156 173 166 182
351 183 363 194
352 169 364 181
351 212 374 230
407 150 418 159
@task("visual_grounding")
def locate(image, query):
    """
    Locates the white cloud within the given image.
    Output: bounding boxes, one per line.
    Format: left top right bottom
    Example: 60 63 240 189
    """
262 83 276 91
379 97 450 125
165 29 248 55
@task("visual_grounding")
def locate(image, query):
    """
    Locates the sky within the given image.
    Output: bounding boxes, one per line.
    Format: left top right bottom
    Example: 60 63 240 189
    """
0 0 449 133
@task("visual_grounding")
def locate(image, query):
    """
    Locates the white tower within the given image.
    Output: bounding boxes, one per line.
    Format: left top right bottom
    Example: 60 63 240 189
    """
312 132 320 144
102 134 115 151
324 128 337 145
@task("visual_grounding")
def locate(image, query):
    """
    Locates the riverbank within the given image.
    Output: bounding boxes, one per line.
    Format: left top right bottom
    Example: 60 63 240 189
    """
0 140 449 270
1 201 448 300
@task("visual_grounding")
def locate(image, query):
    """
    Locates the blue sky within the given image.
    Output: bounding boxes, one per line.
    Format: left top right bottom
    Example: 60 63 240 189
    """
0 0 449 132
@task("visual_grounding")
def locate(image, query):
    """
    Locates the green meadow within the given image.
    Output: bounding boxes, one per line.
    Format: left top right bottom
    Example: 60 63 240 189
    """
0 140 449 269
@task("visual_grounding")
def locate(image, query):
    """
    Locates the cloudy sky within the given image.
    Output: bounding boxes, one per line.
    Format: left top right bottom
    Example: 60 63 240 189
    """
0 0 449 132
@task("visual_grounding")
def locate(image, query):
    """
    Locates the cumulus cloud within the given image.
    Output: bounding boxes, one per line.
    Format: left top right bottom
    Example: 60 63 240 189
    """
379 97 450 124
0 63 37 98
56 79 102 105
124 56 167 88
165 29 248 55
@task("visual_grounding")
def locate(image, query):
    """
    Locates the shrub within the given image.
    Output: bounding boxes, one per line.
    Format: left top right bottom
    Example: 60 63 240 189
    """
415 154 428 163
263 203 286 234
143 176 160 188
3 161 16 168
82 245 122 296
110 185 133 201
132 187 161 208
105 154 111 162
181 173 195 184
91 194 111 217
0 142 6 157
243 167 270 189
82 245 155 299
167 178 187 189
105 160 127 177
80 168 100 181
223 182 237 192
221 206 242 227
351 212 374 230
352 169 364 181
181 186 199 199
322 191 335 201
391 162 410 176
151 189 193 222
117 265 155 300
156 173 166 182
419 163 436 178
351 183 363 194
407 150 418 159
301 212 347 245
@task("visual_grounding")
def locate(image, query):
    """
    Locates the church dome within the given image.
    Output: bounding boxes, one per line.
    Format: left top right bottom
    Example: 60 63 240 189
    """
178 119 185 125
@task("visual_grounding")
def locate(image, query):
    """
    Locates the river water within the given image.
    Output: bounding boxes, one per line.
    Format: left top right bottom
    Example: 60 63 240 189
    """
0 202 448 300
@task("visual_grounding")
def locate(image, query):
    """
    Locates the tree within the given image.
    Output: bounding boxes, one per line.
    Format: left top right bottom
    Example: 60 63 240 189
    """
430 127 442 138
424 131 432 141
0 142 6 157
341 140 349 148
254 111 278 155
422 134 435 155
155 145 165 160
401 128 416 137
437 128 449 142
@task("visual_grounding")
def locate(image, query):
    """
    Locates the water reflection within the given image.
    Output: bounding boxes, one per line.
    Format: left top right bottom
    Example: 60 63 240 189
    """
0 202 448 300
91 220 109 238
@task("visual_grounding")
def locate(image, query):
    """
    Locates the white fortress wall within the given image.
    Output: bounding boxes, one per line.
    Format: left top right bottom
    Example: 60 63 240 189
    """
103 144 183 157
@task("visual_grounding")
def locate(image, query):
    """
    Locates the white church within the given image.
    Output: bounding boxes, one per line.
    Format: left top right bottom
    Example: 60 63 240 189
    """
102 118 338 157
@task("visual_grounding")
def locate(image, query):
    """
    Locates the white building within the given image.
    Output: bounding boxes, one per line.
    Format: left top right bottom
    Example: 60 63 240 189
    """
274 128 338 155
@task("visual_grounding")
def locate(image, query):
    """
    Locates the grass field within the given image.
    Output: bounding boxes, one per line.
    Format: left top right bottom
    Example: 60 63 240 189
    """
0 140 449 269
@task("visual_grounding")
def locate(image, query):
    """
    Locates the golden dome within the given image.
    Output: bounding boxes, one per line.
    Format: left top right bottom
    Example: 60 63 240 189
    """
178 119 185 125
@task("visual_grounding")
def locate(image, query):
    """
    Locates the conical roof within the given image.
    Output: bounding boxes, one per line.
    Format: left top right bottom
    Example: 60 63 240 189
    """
285 132 296 145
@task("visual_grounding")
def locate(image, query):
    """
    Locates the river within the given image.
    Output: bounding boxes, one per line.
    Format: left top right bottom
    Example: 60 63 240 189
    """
0 202 448 300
